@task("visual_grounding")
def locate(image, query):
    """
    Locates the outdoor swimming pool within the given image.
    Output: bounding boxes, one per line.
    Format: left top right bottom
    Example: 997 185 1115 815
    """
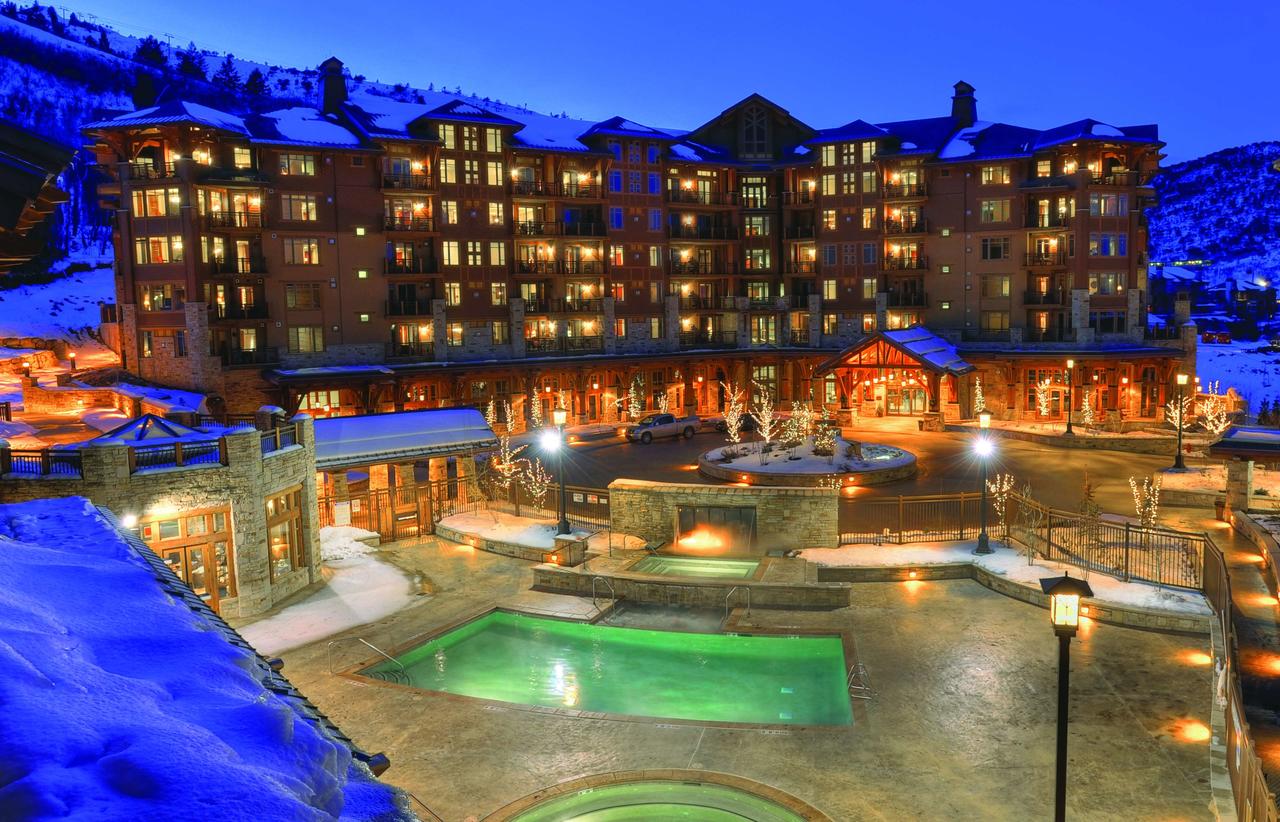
363 610 852 726
630 555 760 579
503 779 811 822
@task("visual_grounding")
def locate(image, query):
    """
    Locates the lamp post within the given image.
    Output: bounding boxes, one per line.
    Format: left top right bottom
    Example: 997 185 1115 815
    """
974 412 994 554
1040 573 1094 822
1064 359 1075 436
551 407 570 534
1172 373 1189 470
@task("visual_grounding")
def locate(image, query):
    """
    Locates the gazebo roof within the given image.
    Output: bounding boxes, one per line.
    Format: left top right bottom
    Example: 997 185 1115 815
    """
91 413 213 445
813 327 975 377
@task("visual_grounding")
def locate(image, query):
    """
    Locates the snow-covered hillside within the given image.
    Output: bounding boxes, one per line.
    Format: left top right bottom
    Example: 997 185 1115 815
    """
0 244 114 340
1147 142 1280 289
1197 340 1280 414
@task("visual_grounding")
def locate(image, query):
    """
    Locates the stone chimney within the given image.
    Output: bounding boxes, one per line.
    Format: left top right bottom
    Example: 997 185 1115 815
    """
951 81 977 129
319 57 347 115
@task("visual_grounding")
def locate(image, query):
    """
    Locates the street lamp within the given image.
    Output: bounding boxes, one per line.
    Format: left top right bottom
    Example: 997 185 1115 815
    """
1172 373 1189 470
974 412 994 554
1040 573 1094 822
551 407 570 534
1064 359 1075 436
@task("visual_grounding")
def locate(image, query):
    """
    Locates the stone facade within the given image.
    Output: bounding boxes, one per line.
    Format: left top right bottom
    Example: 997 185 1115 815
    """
0 415 321 619
607 478 839 553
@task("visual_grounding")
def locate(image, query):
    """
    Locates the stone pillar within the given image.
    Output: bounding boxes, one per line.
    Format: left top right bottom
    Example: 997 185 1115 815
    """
433 299 448 360
510 298 527 358
808 294 822 347
874 292 888 331
368 463 390 491
457 454 477 505
603 295 617 355
290 414 321 584
682 370 696 417
664 294 679 351
329 470 350 502
1071 288 1094 344
1225 458 1254 518
1127 289 1145 342
395 462 417 492
256 404 286 431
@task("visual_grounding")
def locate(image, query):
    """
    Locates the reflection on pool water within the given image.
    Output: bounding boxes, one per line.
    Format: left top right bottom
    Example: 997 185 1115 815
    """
631 555 760 579
364 611 851 726
507 779 809 822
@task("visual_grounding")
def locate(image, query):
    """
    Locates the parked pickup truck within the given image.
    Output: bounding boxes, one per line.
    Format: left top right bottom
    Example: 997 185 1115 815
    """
623 413 701 444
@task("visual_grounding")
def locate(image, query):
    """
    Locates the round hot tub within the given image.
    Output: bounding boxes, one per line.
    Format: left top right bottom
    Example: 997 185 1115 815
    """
485 771 829 822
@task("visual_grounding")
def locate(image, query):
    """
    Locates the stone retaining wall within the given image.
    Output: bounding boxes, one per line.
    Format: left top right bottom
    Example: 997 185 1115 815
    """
607 478 839 553
0 349 58 375
698 452 916 487
816 562 1211 635
946 424 1209 457
532 563 853 609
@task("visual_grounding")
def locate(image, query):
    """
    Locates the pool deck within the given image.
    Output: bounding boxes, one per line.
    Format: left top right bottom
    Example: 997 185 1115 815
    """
277 533 1215 821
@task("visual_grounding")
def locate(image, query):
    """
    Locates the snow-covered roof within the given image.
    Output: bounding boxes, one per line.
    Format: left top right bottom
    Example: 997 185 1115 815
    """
313 407 496 469
0 497 407 820
90 413 211 444
114 382 208 414
1209 426 1280 459
84 100 249 135
882 327 974 374
249 107 363 148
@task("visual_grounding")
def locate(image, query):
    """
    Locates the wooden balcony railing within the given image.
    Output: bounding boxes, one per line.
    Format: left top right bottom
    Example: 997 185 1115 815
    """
205 211 263 229
384 217 435 232
382 172 436 191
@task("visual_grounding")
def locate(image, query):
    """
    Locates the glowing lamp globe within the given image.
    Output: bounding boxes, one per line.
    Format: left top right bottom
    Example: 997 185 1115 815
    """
973 438 994 459
978 412 992 430
1176 373 1189 387
539 430 560 452
1039 574 1094 637
551 408 568 427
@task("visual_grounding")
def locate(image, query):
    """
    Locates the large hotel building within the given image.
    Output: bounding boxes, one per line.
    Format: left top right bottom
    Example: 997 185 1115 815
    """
85 60 1188 426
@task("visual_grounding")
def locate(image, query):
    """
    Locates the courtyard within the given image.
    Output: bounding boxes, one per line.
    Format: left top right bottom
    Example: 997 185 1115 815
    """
278 532 1213 821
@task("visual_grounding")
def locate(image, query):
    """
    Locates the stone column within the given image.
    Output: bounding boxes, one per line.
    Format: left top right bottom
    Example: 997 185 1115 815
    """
1225 458 1254 518
1071 288 1094 344
328 470 350 502
457 454 477 505
874 292 889 331
368 463 390 492
291 414 321 584
256 404 286 431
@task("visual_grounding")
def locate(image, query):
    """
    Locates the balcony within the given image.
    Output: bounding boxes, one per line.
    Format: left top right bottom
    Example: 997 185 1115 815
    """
525 336 604 356
665 189 739 206
126 161 178 180
561 221 607 237
386 341 434 360
883 218 928 235
671 260 736 276
886 291 928 308
211 255 267 275
1089 171 1153 187
740 194 771 210
781 190 815 206
211 303 268 320
1024 328 1070 343
220 347 279 367
668 225 740 241
1020 175 1074 191
783 225 816 240
786 260 819 274
1024 251 1067 268
384 258 437 275
511 180 601 199
679 330 738 349
549 298 603 313
883 182 927 199
747 296 782 310
788 293 817 308
1023 289 1067 306
882 255 928 271
788 329 811 346
382 172 436 191
384 216 435 232
385 298 434 316
1025 212 1071 228
961 329 1012 343
562 260 603 275
564 336 605 353
205 211 263 230
516 260 561 275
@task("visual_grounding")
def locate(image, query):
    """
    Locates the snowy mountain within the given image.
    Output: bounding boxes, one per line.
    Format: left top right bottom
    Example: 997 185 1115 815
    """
1147 141 1280 288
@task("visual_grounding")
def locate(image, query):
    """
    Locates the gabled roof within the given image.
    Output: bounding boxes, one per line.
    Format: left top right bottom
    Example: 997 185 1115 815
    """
684 92 816 145
936 122 1042 161
246 107 363 148
812 327 974 377
84 100 249 135
424 99 523 128
805 119 889 146
580 116 674 140
1033 119 1160 150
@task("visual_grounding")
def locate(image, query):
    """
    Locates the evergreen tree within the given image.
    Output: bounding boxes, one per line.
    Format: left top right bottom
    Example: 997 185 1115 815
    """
243 68 267 100
133 35 167 69
95 30 110 53
212 55 240 93
176 43 207 80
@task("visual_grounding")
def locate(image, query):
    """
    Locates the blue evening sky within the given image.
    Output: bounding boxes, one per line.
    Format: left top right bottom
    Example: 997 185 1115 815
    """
70 0 1279 162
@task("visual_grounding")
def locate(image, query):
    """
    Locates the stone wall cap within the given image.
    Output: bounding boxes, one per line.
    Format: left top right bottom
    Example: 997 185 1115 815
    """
258 405 287 416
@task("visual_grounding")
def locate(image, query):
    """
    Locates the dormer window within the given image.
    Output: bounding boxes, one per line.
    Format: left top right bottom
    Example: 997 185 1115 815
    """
741 105 769 159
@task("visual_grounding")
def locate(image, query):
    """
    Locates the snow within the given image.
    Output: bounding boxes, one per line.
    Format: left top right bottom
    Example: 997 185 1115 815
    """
0 418 36 439
87 100 249 135
705 437 913 474
1197 340 1280 412
800 542 1212 615
257 106 362 147
439 510 591 550
881 327 973 373
239 554 416 657
320 525 381 561
936 121 993 160
0 250 114 340
1090 122 1126 138
0 496 407 820
114 382 208 414
313 407 495 469
82 408 130 432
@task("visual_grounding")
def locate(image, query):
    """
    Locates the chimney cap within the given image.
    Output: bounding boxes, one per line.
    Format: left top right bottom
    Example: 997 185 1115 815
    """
320 56 344 71
953 80 975 95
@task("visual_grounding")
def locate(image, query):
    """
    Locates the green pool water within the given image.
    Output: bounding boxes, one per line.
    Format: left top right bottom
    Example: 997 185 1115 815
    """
365 611 851 726
508 780 808 822
631 555 760 579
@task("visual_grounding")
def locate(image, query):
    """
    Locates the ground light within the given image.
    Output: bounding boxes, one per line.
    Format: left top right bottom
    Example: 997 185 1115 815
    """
974 412 994 554
1040 573 1094 822
551 407 570 534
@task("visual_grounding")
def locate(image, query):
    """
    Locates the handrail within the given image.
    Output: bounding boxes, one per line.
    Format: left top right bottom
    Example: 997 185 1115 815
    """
725 585 751 618
326 636 406 677
847 662 873 700
591 576 616 612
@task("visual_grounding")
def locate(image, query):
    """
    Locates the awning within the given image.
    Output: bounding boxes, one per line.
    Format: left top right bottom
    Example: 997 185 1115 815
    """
1207 426 1280 462
312 407 497 470
812 327 974 378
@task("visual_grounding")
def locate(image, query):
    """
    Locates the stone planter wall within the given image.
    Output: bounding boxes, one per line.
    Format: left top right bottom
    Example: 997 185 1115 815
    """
698 451 916 487
532 563 853 609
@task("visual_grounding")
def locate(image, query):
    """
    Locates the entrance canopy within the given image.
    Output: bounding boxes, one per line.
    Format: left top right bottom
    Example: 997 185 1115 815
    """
813 327 974 378
312 407 496 471
1207 427 1280 463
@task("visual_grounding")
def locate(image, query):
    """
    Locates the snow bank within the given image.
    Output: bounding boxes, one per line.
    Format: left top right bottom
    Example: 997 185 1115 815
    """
800 542 1212 615
0 248 114 340
239 555 416 656
1197 341 1280 412
440 510 590 549
705 437 913 473
321 525 381 561
0 497 409 820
